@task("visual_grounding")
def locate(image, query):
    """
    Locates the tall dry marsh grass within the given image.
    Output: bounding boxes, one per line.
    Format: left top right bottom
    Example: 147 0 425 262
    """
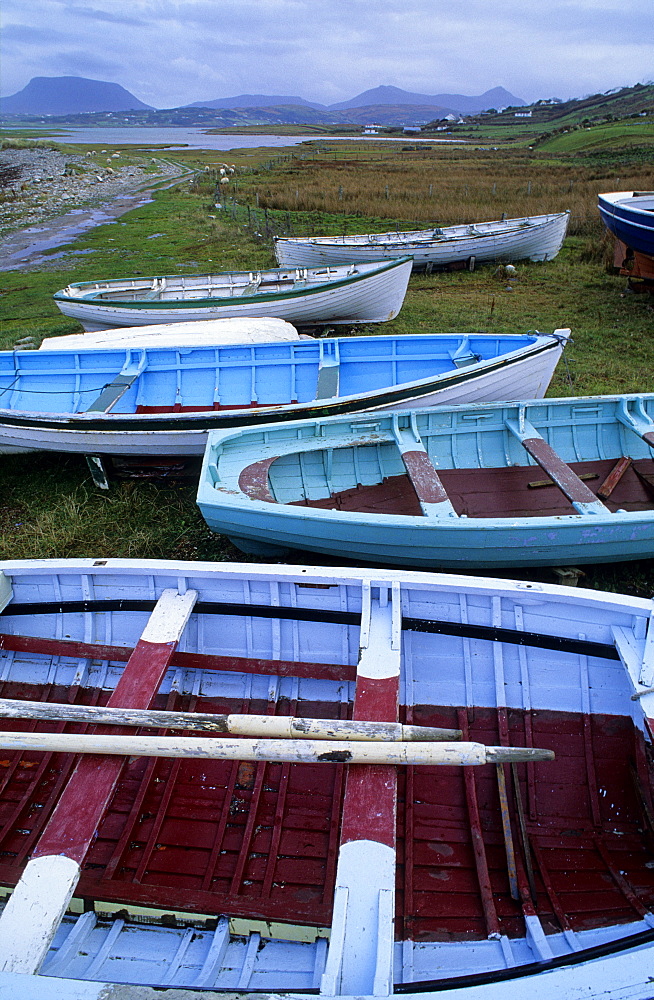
242 146 654 236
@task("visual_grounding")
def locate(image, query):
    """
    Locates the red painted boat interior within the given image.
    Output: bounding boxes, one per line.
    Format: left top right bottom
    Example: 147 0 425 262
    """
1 677 654 940
135 402 289 413
289 458 654 518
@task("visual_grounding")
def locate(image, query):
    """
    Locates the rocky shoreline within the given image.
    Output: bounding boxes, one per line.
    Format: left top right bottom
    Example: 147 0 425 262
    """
0 146 191 268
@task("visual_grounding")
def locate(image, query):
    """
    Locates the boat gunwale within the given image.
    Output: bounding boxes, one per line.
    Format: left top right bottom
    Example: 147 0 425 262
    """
1 556 649 617
274 212 571 249
598 191 654 219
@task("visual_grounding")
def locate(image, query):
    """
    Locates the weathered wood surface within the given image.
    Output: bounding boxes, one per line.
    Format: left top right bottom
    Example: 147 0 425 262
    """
291 460 654 519
516 435 606 507
597 457 633 499
0 699 462 742
0 731 554 765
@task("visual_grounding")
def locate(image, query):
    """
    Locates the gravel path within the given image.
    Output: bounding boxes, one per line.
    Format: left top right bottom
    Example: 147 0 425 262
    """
0 146 193 270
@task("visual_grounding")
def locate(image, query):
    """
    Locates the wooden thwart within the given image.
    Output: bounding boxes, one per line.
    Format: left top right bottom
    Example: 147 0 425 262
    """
0 699 462 742
85 351 147 413
0 587 197 976
506 416 608 514
392 417 457 516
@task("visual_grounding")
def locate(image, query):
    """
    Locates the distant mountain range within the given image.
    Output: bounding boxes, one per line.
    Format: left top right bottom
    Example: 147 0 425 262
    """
0 76 525 121
186 93 325 111
327 85 521 115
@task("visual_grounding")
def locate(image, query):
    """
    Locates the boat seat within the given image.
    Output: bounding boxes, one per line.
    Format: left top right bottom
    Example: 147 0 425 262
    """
392 417 458 518
505 415 609 515
85 352 147 413
315 359 340 399
141 279 166 301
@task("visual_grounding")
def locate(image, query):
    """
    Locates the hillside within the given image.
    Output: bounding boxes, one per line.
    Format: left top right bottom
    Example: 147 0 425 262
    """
442 82 654 145
0 77 523 125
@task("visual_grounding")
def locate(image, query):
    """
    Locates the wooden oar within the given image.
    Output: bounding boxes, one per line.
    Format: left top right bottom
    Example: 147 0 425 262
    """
0 731 554 766
0 698 461 742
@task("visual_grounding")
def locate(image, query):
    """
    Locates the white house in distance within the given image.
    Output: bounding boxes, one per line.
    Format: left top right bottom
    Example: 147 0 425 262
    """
363 125 379 134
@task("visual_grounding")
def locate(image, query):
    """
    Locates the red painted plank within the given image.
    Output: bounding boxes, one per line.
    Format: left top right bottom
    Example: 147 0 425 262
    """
238 458 279 502
33 611 192 864
400 450 449 505
521 437 602 505
339 674 399 850
0 634 355 682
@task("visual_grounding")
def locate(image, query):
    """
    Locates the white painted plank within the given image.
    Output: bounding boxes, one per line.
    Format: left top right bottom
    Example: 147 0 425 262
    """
139 588 198 644
0 855 81 974
0 573 12 613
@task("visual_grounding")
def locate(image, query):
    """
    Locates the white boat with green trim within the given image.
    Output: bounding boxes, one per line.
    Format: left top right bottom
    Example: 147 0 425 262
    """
53 258 413 332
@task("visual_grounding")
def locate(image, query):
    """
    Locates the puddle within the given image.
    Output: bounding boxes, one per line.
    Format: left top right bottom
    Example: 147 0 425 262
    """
0 191 155 271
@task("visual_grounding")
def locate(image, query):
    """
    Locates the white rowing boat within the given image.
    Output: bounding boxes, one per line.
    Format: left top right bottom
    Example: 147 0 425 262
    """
274 211 570 269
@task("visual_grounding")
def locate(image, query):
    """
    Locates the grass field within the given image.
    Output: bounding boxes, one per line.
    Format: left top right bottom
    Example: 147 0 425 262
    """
2 137 654 594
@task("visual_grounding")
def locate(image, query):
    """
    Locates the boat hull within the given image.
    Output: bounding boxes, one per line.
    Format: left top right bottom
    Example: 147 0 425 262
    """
274 212 570 268
53 258 413 331
0 332 568 457
598 191 654 256
197 393 654 568
1 558 654 998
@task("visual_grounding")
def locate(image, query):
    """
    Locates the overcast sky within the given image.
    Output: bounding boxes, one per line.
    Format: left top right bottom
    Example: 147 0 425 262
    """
2 0 653 107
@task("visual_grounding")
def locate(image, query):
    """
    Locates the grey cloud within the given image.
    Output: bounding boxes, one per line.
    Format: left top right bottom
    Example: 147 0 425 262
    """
1 0 652 105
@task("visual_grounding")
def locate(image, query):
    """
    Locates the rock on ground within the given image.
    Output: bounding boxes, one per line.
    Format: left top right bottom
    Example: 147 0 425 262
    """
0 146 187 238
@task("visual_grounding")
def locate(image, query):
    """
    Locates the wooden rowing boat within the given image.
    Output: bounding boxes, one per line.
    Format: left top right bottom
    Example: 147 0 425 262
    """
197 393 654 568
274 212 570 269
0 557 654 998
0 329 569 458
598 191 654 256
52 258 413 331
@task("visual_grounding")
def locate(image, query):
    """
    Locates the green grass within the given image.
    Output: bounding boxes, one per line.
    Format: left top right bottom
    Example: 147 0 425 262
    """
2 142 654 594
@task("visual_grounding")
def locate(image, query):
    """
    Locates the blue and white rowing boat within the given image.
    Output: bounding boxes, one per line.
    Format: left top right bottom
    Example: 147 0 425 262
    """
0 330 569 457
197 393 654 568
598 191 654 256
53 258 413 331
1 557 654 999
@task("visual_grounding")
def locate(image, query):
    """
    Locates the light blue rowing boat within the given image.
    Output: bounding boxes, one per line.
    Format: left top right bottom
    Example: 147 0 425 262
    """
197 393 654 568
